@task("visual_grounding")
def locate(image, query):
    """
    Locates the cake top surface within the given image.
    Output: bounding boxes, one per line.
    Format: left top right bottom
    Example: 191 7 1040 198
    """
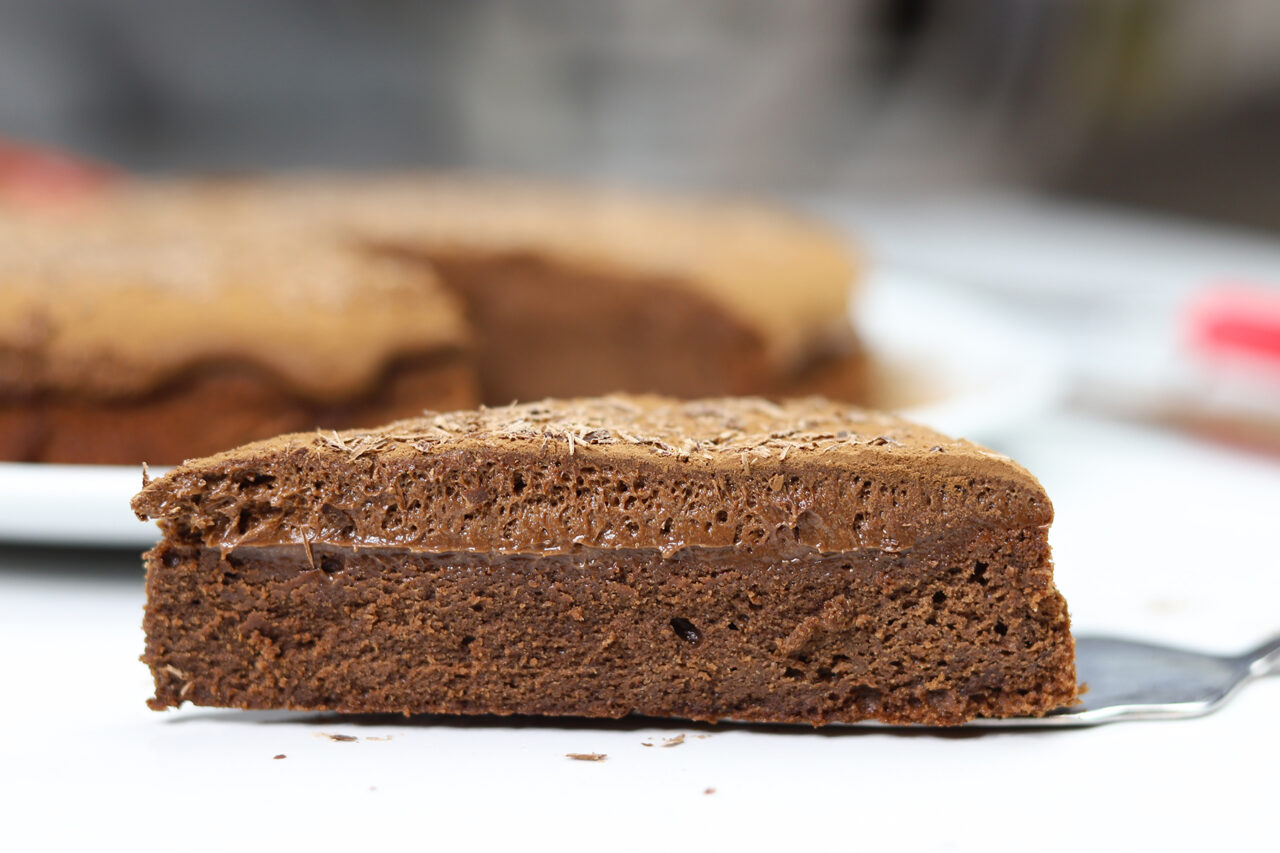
0 210 468 399
313 394 978 461
135 395 1050 555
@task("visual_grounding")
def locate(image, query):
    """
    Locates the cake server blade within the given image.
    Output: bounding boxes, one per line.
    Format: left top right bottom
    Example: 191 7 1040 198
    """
969 632 1280 727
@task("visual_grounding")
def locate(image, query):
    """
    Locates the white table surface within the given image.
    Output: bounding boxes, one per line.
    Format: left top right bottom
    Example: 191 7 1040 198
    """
2 409 1277 852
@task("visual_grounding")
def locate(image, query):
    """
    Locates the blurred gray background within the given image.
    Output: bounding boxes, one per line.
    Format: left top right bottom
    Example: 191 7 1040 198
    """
2 0 1280 231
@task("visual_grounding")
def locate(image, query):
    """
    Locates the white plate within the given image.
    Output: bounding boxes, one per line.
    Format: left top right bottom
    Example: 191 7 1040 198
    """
854 266 1065 441
0 462 162 546
0 268 1062 547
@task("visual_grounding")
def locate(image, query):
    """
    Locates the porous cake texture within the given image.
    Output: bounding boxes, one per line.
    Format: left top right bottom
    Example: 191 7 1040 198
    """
133 395 1077 726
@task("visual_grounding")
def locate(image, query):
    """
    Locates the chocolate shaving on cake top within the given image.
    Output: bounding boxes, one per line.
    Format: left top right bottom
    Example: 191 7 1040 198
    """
308 395 995 463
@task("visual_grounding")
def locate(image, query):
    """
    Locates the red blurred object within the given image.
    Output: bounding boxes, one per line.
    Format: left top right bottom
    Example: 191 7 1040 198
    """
1185 286 1280 371
0 139 119 206
1171 285 1280 454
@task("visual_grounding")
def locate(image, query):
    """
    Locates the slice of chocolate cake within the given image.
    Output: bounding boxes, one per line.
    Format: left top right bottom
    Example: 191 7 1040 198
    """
132 396 1077 726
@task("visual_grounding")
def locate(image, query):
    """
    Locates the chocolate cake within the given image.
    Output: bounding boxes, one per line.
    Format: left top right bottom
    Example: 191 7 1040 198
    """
0 214 475 464
133 395 1077 726
232 175 863 404
1 176 860 464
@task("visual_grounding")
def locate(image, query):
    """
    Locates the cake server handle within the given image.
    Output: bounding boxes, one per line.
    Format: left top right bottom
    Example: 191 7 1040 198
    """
1241 634 1280 679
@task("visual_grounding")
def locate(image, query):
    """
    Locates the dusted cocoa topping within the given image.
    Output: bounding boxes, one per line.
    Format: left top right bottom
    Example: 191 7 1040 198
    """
0 205 475 463
136 395 1077 726
0 207 472 398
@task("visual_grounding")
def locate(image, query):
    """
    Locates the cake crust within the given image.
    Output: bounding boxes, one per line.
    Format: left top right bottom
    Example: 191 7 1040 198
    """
0 214 469 401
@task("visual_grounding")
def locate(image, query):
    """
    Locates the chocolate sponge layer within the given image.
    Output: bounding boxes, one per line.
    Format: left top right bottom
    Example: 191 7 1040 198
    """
144 536 1073 726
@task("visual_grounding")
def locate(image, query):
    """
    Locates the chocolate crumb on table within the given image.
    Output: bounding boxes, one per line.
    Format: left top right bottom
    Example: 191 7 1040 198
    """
134 394 1076 726
273 754 286 760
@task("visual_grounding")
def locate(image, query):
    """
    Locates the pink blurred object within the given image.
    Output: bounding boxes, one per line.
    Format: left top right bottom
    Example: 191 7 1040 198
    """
0 138 118 206
1167 285 1280 453
1186 286 1280 373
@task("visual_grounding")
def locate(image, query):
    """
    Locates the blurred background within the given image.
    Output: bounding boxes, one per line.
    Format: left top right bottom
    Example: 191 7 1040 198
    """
1 0 1279 229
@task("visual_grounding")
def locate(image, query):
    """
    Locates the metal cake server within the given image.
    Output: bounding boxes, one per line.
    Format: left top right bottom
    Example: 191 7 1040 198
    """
970 633 1280 727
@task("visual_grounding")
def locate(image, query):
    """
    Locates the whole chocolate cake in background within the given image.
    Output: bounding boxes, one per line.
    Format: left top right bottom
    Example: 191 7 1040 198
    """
0 213 476 465
133 395 1077 726
0 175 862 465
